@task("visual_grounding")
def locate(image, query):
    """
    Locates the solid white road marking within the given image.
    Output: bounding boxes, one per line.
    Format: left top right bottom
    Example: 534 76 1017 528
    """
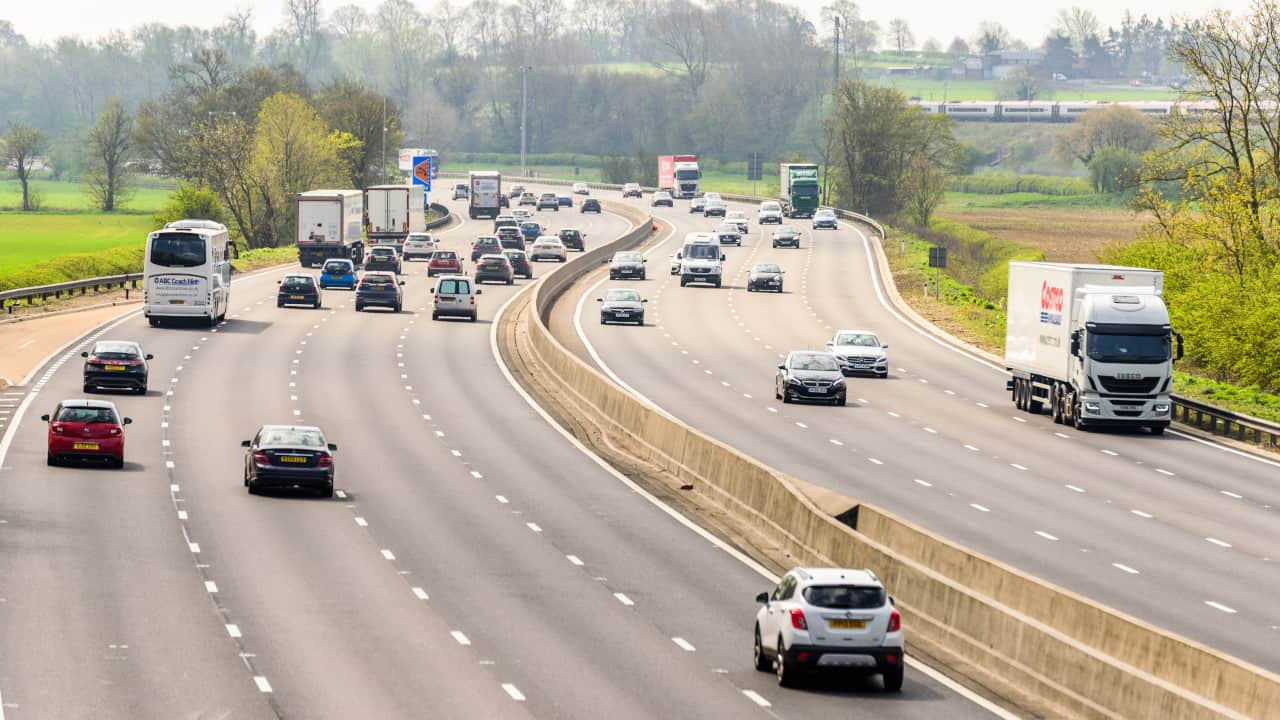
742 690 772 707
1205 601 1237 613
1205 537 1233 548
1112 563 1140 575
1035 531 1059 541
672 637 696 652
413 587 429 600
381 549 396 560
253 676 273 693
614 592 635 606
502 684 526 701
451 631 472 645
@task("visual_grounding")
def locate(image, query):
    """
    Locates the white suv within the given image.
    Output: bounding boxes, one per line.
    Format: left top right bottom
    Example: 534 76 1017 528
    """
758 200 783 224
402 233 436 261
753 567 904 690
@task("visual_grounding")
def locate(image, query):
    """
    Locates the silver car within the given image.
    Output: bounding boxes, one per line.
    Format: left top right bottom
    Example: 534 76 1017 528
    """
597 288 647 325
826 329 889 378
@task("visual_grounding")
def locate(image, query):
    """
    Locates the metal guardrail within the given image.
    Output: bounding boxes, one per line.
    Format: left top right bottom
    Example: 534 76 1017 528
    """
1 274 141 313
1173 395 1280 448
425 202 452 230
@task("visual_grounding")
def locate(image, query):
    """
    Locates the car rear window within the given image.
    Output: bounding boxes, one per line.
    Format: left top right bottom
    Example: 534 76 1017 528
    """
281 276 314 288
504 251 526 260
371 248 395 256
433 251 457 260
93 341 140 359
56 406 118 424
259 428 325 447
438 279 471 294
362 275 394 288
803 585 886 609
323 262 351 273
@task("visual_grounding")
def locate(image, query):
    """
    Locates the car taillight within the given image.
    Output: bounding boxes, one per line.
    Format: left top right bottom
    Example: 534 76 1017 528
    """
109 427 121 436
253 451 270 465
789 609 808 630
887 609 901 633
52 423 65 434
316 454 332 469
469 296 476 304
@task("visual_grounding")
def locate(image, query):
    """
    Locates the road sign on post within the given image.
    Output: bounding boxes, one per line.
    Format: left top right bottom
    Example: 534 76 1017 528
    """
928 246 947 301
412 156 433 191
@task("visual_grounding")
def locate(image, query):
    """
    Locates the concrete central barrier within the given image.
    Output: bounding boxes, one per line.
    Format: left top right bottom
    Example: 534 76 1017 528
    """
498 205 1280 720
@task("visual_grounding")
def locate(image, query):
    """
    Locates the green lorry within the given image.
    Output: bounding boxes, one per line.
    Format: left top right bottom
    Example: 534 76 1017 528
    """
779 163 820 218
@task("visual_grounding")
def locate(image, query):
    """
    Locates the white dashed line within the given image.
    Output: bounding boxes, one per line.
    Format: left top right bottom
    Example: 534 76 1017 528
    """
1112 563 1140 575
923 427 937 434
335 490 347 499
413 587 429 600
381 549 396 560
1155 468 1175 476
470 470 483 479
451 631 472 645
1065 484 1086 493
254 676 273 693
1205 537 1233 548
177 510 187 520
964 444 979 452
495 495 509 503
913 479 933 487
976 402 989 408
188 543 200 554
1010 463 1027 471
450 449 462 457
226 624 242 638
1101 449 1118 456
887 411 900 418
829 439 844 446
795 422 807 429
1035 531 1059 541
1205 601 1237 614
614 592 635 606
165 460 175 469
672 637 696 652
1053 432 1070 439
868 458 883 465
969 503 991 512
205 581 218 593
434 430 445 437
502 684 526 701
743 690 772 707
1220 490 1243 499
354 517 368 527
1012 416 1027 423
526 522 542 533
1130 510 1153 518
567 555 584 566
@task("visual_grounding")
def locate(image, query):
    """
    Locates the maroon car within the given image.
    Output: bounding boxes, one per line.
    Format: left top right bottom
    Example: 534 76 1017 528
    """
428 250 463 277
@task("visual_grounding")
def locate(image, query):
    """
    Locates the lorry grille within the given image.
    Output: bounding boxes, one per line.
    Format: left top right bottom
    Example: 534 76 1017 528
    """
1098 376 1160 393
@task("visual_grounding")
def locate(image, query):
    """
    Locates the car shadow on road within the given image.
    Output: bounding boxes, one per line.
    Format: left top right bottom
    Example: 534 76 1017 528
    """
788 671 943 701
207 319 273 335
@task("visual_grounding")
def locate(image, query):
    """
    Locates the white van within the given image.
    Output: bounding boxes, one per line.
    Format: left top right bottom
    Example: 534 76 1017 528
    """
675 232 725 288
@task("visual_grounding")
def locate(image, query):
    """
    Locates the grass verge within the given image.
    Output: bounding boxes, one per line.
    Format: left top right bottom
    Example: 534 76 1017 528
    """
232 247 298 273
0 214 154 276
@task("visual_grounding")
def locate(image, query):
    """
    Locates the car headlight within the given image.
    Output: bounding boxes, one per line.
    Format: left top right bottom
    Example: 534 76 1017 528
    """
1084 402 1101 414
832 377 845 385
787 378 803 386
1154 403 1170 413
833 354 847 362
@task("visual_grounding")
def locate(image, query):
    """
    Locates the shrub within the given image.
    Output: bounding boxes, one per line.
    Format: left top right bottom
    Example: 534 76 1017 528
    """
950 173 1093 196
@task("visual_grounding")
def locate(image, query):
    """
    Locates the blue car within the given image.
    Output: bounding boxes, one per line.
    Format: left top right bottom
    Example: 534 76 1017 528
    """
519 221 542 242
812 209 838 230
557 194 573 208
319 258 357 289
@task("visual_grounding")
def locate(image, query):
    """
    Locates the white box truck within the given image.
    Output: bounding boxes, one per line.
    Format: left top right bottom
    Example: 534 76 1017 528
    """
365 184 426 252
296 190 364 267
1005 262 1182 434
469 170 501 219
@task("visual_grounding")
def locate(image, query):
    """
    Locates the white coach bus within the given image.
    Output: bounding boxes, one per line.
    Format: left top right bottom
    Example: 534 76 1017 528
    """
144 219 234 327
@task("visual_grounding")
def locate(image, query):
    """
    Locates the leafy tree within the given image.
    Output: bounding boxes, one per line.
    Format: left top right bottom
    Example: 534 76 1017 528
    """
1052 105 1154 166
972 21 1010 54
1041 33 1076 78
2 121 47 211
998 66 1045 101
84 97 135 211
316 80 402 188
900 155 949 226
1086 147 1140 192
153 183 231 229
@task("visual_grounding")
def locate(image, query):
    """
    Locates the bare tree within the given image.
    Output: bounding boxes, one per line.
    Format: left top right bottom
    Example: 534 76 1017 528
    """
888 19 915 54
434 0 464 56
648 0 712 99
922 37 941 54
330 5 370 37
972 21 1010 54
1053 7 1101 54
84 97 135 211
2 122 48 211
284 0 325 68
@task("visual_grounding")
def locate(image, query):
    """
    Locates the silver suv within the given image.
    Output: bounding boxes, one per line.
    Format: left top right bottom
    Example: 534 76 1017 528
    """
754 567 904 690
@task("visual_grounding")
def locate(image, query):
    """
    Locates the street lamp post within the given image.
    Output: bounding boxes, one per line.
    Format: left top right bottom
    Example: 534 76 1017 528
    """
381 96 387 184
520 66 532 178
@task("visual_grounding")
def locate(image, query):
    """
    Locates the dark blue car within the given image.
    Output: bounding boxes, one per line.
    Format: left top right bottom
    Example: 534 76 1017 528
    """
319 259 357 289
812 209 838 230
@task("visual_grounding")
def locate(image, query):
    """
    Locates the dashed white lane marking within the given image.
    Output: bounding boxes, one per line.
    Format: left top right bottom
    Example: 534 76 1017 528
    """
495 495 509 504
887 411 900 418
412 587 430 600
1205 537 1233 548
526 522 542 533
614 592 635 606
743 690 772 707
1065 484 1086 493
470 470 484 479
1035 531 1059 541
795 422 807 429
944 389 956 395
1101 449 1119 456
434 430 445 437
743 393 753 399
1010 463 1027 471
188 543 200 554
829 439 844 446
253 676 273 693
450 449 462 457
767 407 778 413
1205 601 1237 614
381 549 396 560
672 637 696 652
1011 416 1027 423
923 427 937 434
868 457 883 465
976 402 989 408
1220 490 1243 499
567 555 584 566
335 490 348 499
1112 563 1140 575
205 581 218 593
502 684 526 702
964 444 980 452
914 479 933 487
451 631 472 645
969 503 991 512
1130 510 1153 518
170 484 180 492
177 510 187 520
226 624 242 638
1053 432 1070 439
354 517 368 527
1155 468 1175 476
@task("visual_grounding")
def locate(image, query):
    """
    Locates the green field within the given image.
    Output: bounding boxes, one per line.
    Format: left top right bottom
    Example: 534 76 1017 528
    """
881 77 1179 102
0 178 172 213
0 214 153 276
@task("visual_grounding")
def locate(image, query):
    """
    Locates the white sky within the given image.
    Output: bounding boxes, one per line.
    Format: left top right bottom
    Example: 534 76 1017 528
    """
2 0 1253 49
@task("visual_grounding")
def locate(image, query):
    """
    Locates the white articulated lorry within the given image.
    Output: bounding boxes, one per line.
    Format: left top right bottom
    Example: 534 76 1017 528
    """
1005 262 1182 434
365 184 426 252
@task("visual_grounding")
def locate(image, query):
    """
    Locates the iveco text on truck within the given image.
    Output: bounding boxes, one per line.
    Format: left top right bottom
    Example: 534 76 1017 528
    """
779 163 820 218
469 170 501 219
1004 262 1182 434
296 190 364 267
658 155 700 198
365 184 426 252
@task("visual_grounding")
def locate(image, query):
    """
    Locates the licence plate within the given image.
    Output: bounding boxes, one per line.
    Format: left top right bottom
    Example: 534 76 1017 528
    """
169 299 185 305
291 295 305 300
810 387 828 393
73 442 100 450
615 312 630 317
105 365 126 371
828 618 866 630
853 364 870 369
278 455 308 464
439 297 454 302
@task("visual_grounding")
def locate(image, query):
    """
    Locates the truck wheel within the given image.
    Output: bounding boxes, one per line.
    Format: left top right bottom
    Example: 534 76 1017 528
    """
1028 388 1043 414
1051 386 1065 424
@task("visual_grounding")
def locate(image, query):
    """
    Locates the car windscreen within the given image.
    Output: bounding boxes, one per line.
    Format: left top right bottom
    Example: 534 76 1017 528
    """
675 169 700 180
281 276 314 288
753 264 780 274
816 210 836 218
323 262 351 273
149 233 207 268
685 244 719 260
802 585 886 609
615 253 641 262
56 406 118 424
605 289 641 302
504 251 526 260
836 333 879 347
791 354 838 371
520 223 539 231
437 279 471 294
258 428 325 447
92 341 141 359
761 203 780 211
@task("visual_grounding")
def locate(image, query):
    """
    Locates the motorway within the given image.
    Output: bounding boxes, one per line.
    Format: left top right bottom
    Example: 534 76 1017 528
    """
0 191 1000 718
557 194 1280 672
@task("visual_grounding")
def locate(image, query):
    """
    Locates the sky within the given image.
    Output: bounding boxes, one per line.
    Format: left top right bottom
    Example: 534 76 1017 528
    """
1 0 1254 49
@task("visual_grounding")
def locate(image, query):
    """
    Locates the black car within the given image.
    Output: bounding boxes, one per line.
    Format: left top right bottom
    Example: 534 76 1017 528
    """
775 351 846 406
607 251 646 280
497 226 524 249
278 274 322 308
82 340 152 394
471 236 504 262
365 246 402 273
772 225 802 248
475 253 515 285
715 228 741 246
747 263 785 292
597 288 647 325
355 271 404 312
499 193 510 208
581 198 602 213
559 228 586 252
243 425 337 497
503 249 533 279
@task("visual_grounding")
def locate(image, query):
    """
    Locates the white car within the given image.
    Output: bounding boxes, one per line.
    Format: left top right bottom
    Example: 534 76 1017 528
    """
651 191 673 207
511 208 533 221
758 200 783 224
572 182 590 195
529 236 567 262
703 192 722 203
826 329 889 378
401 232 437 261
689 196 706 214
725 210 749 233
754 567 904 690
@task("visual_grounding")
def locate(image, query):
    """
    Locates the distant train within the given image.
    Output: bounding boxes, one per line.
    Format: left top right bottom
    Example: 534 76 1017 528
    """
910 99 1218 122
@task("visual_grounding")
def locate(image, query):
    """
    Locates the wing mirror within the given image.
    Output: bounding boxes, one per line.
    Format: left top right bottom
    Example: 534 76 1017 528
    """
777 364 785 370
721 254 727 261
145 354 154 360
642 298 649 303
81 351 89 357
122 417 133 425
476 288 483 294
596 298 603 302
327 443 338 451
1070 330 1081 357
882 344 889 349
399 280 405 286
1175 332 1184 361
756 592 770 605
675 252 682 259
642 259 647 263
241 440 252 447
40 414 50 422
825 341 834 347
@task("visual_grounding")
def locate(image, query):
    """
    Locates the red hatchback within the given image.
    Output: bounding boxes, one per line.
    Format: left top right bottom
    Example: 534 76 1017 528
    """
427 250 463 277
41 399 133 468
